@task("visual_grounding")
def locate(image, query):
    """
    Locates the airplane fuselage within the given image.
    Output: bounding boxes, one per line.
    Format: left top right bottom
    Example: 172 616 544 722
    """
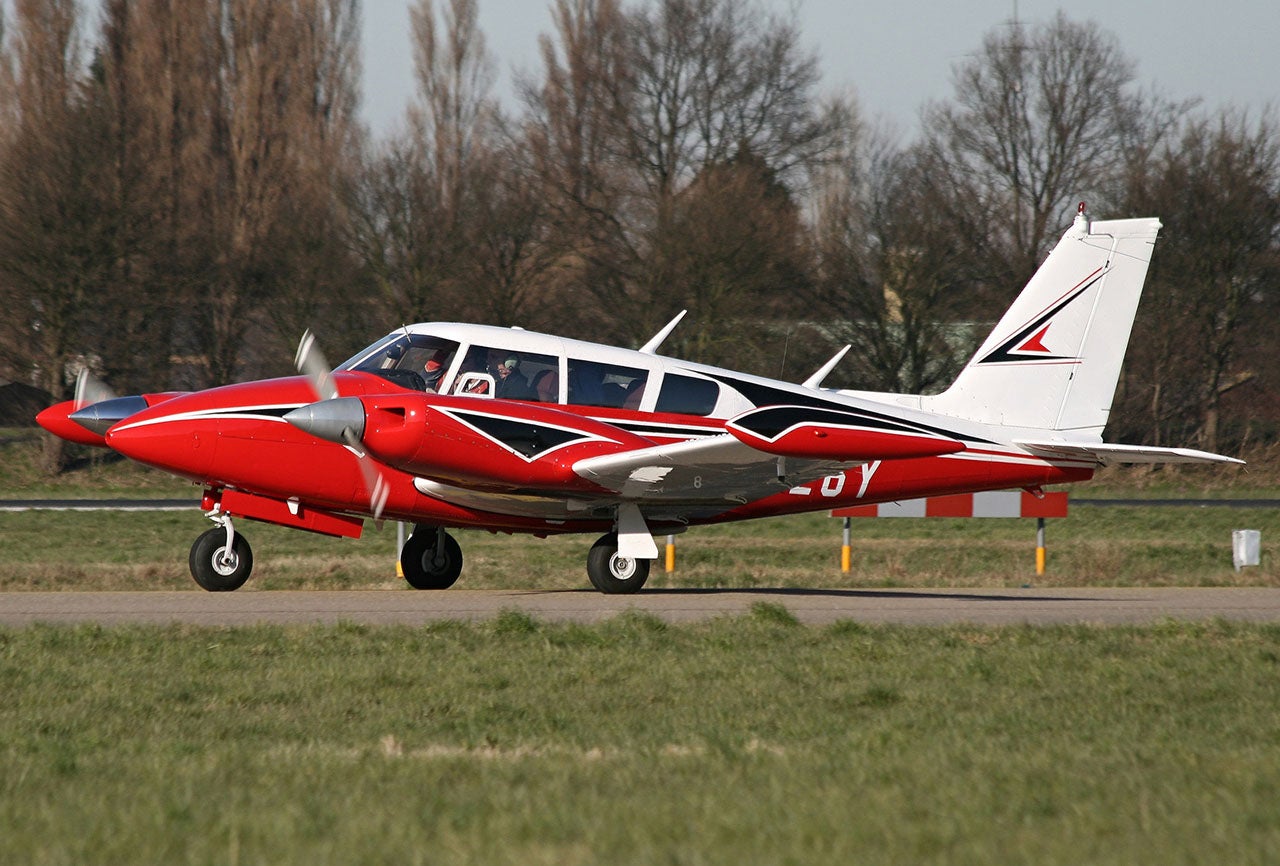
88 322 1094 541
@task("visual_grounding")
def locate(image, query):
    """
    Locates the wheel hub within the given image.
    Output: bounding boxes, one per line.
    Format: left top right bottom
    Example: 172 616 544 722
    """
211 548 239 576
609 554 638 581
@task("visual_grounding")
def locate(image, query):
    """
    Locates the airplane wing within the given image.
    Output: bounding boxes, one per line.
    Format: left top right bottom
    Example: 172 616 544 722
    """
410 432 854 525
1015 440 1244 466
572 433 852 508
569 400 968 508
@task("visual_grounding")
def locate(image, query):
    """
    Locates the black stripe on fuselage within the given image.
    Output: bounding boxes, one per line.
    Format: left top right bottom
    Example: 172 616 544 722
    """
589 417 724 440
447 409 600 460
203 405 299 420
703 373 992 445
733 405 939 440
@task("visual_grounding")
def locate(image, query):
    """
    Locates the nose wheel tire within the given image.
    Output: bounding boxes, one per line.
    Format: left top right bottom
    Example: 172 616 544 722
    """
401 529 463 590
189 528 254 592
587 533 650 594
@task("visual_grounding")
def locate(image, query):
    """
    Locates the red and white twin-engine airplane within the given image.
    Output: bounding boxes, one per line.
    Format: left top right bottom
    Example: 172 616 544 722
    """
38 208 1239 592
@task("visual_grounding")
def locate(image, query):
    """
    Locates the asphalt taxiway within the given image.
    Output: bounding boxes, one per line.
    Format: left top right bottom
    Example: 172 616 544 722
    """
2 587 1279 627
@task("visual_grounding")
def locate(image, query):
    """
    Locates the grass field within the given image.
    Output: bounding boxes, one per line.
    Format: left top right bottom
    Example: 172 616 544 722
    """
2 502 1277 592
4 436 1280 862
3 428 1279 591
3 616 1280 865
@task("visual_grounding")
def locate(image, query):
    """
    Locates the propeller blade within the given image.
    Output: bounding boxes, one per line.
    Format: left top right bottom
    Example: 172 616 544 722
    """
294 329 338 401
345 429 390 520
293 330 387 519
73 368 118 410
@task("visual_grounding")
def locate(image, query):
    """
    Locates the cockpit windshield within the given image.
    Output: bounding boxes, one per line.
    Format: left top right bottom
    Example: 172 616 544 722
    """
339 333 461 392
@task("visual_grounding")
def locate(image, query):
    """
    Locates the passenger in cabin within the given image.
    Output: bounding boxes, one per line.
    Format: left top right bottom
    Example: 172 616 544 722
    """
622 377 645 409
531 369 559 403
494 356 534 400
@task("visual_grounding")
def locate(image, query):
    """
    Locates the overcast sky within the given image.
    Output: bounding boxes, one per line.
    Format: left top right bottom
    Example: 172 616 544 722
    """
361 0 1279 137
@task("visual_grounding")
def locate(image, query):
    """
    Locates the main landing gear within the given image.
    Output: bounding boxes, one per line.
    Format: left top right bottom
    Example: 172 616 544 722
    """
400 525 464 590
398 527 650 593
586 532 651 594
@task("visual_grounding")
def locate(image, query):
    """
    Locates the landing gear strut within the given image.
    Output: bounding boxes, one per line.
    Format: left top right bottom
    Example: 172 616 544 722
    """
587 533 650 594
189 514 253 592
401 525 463 589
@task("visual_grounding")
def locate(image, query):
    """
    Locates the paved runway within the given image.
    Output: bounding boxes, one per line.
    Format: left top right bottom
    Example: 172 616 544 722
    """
2 587 1280 627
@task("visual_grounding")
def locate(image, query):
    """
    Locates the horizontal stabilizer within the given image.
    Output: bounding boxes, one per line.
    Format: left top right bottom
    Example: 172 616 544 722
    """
1016 440 1244 466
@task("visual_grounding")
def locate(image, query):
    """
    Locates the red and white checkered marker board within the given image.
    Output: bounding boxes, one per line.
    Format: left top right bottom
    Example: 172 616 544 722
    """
832 490 1067 519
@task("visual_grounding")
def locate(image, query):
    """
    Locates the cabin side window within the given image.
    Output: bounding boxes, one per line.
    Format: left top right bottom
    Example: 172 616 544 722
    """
566 359 649 409
654 373 720 416
451 345 559 402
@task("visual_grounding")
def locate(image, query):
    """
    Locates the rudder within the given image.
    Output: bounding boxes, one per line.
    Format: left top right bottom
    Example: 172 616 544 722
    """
923 211 1161 436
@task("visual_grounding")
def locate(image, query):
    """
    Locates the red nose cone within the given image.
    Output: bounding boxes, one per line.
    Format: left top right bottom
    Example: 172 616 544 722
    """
105 417 216 481
36 401 108 447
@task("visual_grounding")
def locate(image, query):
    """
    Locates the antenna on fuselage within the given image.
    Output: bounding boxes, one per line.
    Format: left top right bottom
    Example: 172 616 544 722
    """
639 310 687 354
802 345 852 389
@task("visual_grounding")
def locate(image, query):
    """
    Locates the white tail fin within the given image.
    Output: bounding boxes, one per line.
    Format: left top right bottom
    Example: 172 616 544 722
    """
923 211 1161 436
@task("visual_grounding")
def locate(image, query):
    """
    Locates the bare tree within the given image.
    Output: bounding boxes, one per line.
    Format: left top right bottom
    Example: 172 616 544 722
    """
410 0 494 220
1117 110 1280 451
89 0 364 385
255 0 366 361
518 0 632 336
923 13 1150 299
0 0 96 471
465 144 558 328
347 0 511 325
348 132 477 324
810 131 980 394
657 148 810 374
525 0 846 354
622 0 833 352
0 7 16 145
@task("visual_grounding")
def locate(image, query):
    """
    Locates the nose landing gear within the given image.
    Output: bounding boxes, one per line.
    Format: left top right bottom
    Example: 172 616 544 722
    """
189 513 254 592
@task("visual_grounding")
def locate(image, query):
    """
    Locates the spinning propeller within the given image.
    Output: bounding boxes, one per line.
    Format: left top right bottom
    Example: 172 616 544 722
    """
61 368 149 437
73 367 118 411
293 329 390 519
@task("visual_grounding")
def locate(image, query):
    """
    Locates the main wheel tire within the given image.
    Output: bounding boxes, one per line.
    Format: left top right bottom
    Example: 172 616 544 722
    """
401 529 463 590
586 533 650 594
188 528 253 592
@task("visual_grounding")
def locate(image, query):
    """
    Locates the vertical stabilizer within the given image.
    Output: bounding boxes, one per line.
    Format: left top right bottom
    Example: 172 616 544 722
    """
923 211 1161 436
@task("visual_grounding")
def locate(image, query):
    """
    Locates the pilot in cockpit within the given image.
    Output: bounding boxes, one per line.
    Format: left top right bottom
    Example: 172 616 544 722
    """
422 349 448 392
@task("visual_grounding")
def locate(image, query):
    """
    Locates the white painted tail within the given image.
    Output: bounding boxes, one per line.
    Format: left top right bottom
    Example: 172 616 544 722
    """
923 212 1161 436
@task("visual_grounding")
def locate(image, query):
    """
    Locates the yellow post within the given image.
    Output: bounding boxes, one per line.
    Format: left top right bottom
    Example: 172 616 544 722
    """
1035 517 1046 576
665 534 676 574
841 517 852 573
